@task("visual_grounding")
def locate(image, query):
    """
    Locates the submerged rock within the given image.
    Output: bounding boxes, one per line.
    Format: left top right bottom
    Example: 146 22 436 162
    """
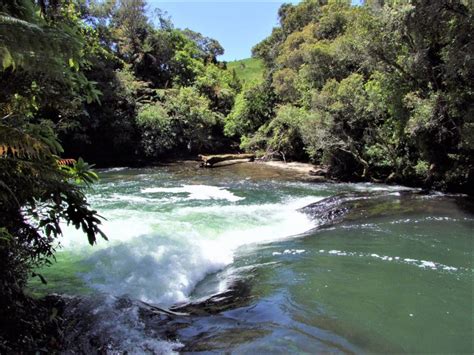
58 278 255 353
300 189 471 229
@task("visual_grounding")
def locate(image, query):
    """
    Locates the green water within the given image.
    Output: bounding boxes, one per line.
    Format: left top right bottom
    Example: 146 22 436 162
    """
30 163 473 353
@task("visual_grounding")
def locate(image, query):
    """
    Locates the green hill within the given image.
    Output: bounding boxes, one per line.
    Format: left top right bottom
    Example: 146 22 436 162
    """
227 58 264 86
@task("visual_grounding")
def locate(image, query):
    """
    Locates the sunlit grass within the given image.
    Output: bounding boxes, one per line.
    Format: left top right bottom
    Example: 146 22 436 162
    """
227 58 264 86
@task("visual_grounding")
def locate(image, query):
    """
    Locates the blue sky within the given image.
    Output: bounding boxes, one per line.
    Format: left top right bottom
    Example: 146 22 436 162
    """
148 1 361 61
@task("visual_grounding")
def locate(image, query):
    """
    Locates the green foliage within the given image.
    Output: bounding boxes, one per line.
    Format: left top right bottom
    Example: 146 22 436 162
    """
414 160 430 177
137 102 175 155
110 0 151 62
194 63 239 115
0 2 80 75
61 157 100 185
182 28 224 62
224 81 277 138
247 0 473 191
54 0 235 162
0 119 105 351
137 87 222 156
166 87 222 151
135 28 206 87
0 1 108 351
242 105 313 161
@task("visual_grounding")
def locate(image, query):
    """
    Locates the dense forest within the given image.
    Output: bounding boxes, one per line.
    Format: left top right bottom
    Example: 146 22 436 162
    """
241 0 474 193
0 0 473 351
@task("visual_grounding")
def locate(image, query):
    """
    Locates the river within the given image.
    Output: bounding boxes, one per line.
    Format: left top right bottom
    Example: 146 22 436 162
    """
29 162 473 353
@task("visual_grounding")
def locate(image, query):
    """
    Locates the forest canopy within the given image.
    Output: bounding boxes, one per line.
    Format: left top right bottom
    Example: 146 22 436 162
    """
244 0 473 192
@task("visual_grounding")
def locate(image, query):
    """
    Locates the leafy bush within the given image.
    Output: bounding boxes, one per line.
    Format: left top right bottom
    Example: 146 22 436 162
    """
137 87 222 156
137 103 175 155
414 160 430 177
224 81 276 138
0 122 105 351
242 105 313 161
194 63 239 115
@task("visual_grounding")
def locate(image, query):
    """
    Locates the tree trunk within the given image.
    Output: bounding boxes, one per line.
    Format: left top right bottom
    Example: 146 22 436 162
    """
198 154 255 167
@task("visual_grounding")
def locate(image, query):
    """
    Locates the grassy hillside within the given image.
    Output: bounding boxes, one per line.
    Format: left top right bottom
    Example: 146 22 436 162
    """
227 58 264 86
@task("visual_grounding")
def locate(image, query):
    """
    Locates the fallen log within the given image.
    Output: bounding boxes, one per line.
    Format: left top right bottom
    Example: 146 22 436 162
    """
198 153 255 167
309 167 328 177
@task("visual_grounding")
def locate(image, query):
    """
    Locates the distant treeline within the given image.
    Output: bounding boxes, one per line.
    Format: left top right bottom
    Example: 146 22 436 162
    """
2 1 472 193
235 0 473 194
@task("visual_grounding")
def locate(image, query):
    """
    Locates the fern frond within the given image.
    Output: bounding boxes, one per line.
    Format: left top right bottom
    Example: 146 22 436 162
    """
0 13 42 31
0 12 82 75
0 124 51 160
57 158 76 166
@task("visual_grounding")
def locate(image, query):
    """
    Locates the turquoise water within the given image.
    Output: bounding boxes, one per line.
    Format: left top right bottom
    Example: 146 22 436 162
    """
30 163 473 353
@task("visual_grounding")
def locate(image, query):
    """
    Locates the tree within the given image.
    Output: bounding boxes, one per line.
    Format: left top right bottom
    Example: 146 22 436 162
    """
137 87 222 157
224 80 277 138
194 63 239 115
242 104 312 161
248 0 473 192
110 0 151 64
0 1 105 350
182 28 225 63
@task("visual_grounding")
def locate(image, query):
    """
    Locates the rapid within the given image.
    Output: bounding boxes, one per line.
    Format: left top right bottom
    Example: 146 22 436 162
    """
30 162 473 353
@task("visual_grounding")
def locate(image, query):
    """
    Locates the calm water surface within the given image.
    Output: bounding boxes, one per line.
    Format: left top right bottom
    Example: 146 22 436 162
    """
30 162 473 353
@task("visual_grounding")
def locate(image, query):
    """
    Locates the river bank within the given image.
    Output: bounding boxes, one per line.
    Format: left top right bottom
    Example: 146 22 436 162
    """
167 158 474 196
193 158 326 181
97 155 473 196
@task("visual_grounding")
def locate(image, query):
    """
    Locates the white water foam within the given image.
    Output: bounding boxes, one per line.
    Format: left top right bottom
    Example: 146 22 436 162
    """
273 249 306 256
142 184 244 202
349 183 417 192
66 295 184 354
318 250 460 272
101 167 128 173
59 188 322 307
55 183 322 353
